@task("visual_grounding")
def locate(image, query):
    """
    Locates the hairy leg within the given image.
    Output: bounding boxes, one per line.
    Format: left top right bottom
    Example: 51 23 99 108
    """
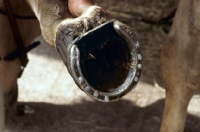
0 0 40 113
26 0 95 46
160 0 200 131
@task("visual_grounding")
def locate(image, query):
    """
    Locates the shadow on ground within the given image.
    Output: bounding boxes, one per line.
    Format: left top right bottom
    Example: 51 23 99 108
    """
5 99 200 132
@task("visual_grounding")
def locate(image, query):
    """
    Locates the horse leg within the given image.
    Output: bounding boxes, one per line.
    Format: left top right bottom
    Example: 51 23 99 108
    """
160 0 200 131
0 0 40 114
26 0 111 47
0 21 22 114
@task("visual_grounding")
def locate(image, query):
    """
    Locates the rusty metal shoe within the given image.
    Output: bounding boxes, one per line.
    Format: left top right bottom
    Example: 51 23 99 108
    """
55 6 142 102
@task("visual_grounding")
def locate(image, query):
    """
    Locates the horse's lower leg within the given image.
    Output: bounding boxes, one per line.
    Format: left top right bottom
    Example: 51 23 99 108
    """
0 60 21 113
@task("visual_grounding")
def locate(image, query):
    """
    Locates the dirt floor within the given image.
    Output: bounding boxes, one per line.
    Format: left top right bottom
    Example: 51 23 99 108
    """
5 0 200 132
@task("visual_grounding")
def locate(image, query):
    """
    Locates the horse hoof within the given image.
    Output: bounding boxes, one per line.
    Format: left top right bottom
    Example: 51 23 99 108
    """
17 105 35 115
55 6 142 102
